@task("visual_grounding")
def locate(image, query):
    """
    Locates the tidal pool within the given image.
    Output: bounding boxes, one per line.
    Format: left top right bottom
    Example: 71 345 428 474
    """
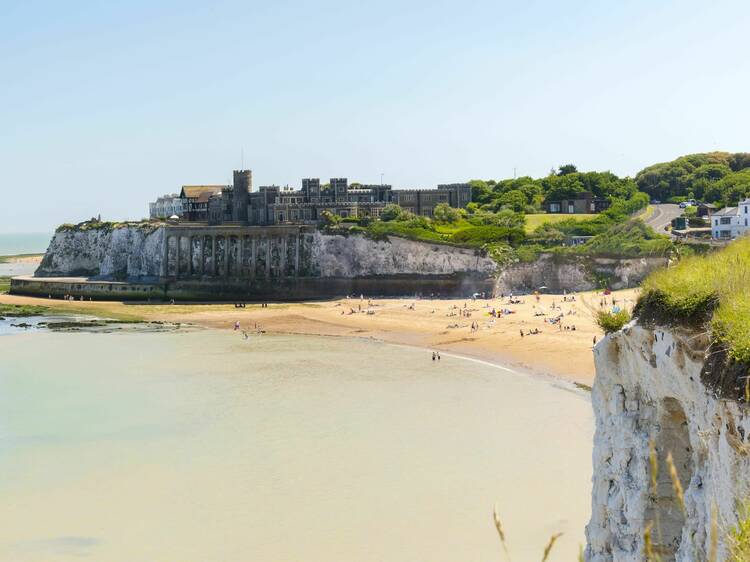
0 328 593 561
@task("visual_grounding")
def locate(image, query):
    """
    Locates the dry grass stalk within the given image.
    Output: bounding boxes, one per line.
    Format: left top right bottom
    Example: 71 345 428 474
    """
648 438 664 546
578 544 584 562
745 374 750 404
665 451 686 515
710 505 720 559
649 439 659 494
643 521 662 562
541 532 563 562
492 504 511 561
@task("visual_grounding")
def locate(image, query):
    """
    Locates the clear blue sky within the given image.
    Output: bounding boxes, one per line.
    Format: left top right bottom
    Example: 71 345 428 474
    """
2 0 749 233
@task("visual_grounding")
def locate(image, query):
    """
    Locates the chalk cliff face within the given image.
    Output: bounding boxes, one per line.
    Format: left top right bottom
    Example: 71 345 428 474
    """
495 254 668 293
36 226 165 279
310 231 496 277
586 323 750 561
35 226 496 280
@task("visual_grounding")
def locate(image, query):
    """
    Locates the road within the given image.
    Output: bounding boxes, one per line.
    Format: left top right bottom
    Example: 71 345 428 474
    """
643 203 683 234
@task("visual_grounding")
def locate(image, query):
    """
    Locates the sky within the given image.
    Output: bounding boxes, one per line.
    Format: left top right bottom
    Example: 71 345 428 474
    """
1 0 749 233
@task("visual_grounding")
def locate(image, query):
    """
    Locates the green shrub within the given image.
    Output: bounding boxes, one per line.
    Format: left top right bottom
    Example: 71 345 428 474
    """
380 204 404 221
450 226 525 246
515 244 543 263
433 203 461 223
596 309 632 334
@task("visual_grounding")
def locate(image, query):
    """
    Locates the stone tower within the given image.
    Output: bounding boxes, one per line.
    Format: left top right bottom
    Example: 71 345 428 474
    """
232 169 251 223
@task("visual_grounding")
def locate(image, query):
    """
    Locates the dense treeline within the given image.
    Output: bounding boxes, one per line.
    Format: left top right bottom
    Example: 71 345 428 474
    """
468 164 640 213
635 151 750 206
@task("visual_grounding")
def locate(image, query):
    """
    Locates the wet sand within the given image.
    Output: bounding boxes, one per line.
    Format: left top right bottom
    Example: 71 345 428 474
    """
0 287 638 385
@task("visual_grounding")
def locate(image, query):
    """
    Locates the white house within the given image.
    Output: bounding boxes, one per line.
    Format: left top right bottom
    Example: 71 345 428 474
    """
711 198 750 239
149 194 185 219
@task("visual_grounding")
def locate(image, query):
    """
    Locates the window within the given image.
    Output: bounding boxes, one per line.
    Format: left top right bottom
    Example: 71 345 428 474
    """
549 203 561 213
568 204 575 214
721 217 732 225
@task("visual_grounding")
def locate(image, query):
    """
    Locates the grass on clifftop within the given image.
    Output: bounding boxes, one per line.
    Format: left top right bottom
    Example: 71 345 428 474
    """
635 237 750 362
524 213 597 233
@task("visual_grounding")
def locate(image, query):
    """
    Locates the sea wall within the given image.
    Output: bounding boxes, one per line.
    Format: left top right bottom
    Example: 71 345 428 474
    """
495 254 668 293
585 323 750 561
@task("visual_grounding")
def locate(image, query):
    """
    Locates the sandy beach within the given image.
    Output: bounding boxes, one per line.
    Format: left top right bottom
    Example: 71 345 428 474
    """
0 253 44 263
0 285 638 385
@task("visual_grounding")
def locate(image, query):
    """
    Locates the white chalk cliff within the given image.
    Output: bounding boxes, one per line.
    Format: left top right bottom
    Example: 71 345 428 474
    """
586 322 750 561
35 226 496 279
310 231 496 277
37 226 165 279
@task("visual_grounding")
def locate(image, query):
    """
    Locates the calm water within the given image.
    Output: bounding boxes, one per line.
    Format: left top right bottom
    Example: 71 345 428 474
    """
0 261 38 277
0 233 52 256
0 329 593 562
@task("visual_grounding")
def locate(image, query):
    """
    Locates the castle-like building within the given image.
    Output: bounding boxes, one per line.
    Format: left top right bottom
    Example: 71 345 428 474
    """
170 170 471 225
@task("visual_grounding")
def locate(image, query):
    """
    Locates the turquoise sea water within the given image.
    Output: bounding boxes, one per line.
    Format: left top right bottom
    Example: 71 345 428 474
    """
0 329 594 562
0 233 52 256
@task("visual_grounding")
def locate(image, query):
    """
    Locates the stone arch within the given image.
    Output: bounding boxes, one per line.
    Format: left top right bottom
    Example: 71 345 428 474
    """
178 236 190 276
202 235 213 275
166 235 178 277
215 236 226 276
645 397 694 561
190 237 202 275
228 236 239 277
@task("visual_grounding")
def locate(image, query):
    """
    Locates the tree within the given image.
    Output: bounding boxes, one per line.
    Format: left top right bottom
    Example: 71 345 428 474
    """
558 164 578 176
433 203 461 223
542 174 585 202
380 204 404 221
498 189 527 212
469 179 492 205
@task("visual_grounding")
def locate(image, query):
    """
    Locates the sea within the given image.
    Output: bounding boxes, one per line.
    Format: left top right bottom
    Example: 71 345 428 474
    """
0 233 52 256
0 327 594 562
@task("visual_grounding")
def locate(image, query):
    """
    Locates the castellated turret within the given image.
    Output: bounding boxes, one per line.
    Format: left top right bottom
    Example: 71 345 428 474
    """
232 170 252 223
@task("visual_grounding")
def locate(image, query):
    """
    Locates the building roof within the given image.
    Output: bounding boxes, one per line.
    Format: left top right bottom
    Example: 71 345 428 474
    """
194 191 218 204
180 185 225 199
714 206 739 216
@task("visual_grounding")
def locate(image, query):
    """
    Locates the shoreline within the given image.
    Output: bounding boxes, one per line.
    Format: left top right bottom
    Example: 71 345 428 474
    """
0 253 44 264
0 285 638 386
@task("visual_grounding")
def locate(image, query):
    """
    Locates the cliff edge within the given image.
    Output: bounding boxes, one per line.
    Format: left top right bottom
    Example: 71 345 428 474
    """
586 239 750 561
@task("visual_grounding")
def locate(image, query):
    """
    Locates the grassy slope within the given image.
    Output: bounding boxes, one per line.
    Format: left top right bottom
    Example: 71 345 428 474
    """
524 213 597 233
636 237 750 361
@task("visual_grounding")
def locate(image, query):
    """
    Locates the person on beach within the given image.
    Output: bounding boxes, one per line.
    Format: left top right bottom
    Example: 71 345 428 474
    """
432 352 436 361
234 321 240 331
